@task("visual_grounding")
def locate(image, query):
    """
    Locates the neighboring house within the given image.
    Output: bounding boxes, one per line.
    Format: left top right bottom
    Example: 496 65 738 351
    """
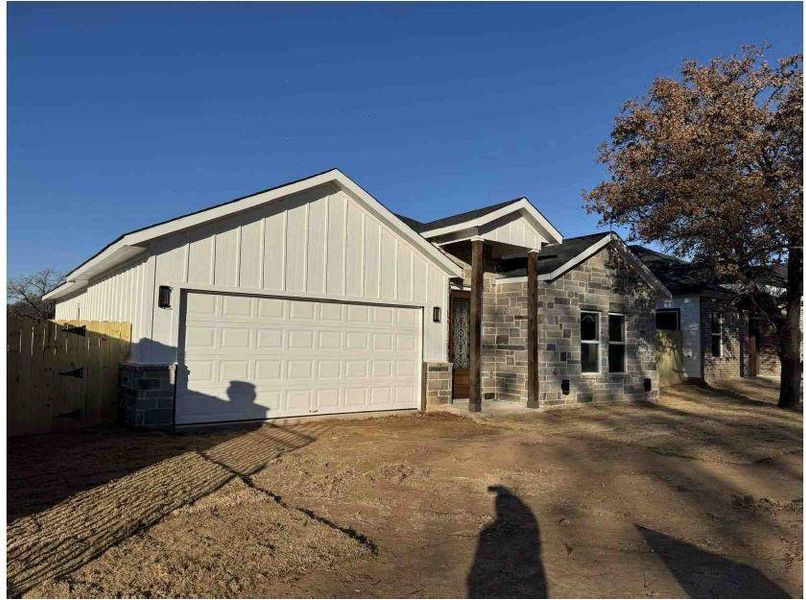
630 245 783 384
44 169 669 427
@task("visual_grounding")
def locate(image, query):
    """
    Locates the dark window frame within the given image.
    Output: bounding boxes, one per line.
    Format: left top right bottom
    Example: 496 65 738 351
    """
608 313 626 373
710 312 723 358
580 311 600 373
655 308 680 331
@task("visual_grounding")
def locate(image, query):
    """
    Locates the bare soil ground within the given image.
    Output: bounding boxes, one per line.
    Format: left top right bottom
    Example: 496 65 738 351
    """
7 379 802 598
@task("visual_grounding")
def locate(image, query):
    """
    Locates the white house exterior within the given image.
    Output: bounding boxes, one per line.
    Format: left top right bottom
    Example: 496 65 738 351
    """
47 169 665 427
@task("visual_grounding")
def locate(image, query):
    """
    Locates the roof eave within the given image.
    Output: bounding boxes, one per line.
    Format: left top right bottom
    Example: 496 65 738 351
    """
49 169 462 299
420 198 563 244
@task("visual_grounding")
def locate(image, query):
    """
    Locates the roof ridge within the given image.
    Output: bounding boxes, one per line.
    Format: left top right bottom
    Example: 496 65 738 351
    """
418 197 524 229
629 244 689 264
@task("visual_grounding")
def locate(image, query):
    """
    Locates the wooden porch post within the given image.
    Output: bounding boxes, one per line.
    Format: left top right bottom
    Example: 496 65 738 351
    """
469 238 484 412
527 248 540 408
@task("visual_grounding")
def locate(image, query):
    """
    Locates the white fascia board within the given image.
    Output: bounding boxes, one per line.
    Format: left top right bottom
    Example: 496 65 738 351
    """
48 169 461 302
493 234 672 299
43 279 88 301
420 198 563 244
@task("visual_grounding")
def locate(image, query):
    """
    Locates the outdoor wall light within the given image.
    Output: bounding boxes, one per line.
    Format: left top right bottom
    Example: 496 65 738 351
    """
433 307 441 323
158 286 172 309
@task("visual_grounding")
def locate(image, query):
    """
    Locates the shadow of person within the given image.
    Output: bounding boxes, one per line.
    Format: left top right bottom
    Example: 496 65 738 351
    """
467 485 547 598
637 525 791 598
225 380 259 414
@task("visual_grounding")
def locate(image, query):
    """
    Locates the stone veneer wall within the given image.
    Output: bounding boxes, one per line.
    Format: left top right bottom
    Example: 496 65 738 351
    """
423 362 453 407
480 247 659 406
535 247 659 405
484 278 529 402
699 298 747 383
119 364 176 427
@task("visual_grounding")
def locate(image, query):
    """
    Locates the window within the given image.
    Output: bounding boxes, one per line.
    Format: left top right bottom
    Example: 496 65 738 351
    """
580 311 600 373
608 314 626 373
656 309 680 331
711 312 723 358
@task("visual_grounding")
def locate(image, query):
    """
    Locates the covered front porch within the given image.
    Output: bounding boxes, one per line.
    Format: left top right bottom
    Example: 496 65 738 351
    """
441 237 543 412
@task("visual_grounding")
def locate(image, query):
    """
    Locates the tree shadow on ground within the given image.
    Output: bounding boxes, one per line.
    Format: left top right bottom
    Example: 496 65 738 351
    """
637 525 791 598
467 485 547 598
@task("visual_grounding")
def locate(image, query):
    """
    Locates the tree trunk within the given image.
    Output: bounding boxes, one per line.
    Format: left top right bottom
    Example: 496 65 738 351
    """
778 245 802 410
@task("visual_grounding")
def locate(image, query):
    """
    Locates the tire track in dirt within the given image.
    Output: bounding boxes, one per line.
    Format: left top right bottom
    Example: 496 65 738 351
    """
7 424 322 596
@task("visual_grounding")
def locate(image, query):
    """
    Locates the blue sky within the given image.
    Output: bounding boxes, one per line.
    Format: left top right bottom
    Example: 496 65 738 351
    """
8 2 803 277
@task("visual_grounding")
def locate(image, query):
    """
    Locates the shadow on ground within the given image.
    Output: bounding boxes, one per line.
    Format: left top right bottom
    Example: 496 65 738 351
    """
7 421 325 596
467 485 547 598
637 525 791 598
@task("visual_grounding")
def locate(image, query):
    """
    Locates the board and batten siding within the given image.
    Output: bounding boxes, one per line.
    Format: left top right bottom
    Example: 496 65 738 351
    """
479 214 548 250
54 257 150 344
57 183 452 366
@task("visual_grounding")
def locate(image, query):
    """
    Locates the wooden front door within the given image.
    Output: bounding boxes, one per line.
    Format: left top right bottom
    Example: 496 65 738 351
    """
449 290 471 398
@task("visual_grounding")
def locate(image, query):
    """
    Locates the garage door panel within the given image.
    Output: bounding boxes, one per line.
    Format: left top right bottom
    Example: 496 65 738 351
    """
221 328 251 349
220 360 250 381
177 292 421 424
258 297 284 319
185 326 216 349
343 388 368 407
370 387 392 405
318 360 341 378
223 295 253 317
315 389 340 410
319 331 342 350
255 359 283 380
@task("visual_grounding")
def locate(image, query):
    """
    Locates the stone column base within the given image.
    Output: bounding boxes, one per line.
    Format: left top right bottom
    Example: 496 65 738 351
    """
423 362 453 408
119 364 176 428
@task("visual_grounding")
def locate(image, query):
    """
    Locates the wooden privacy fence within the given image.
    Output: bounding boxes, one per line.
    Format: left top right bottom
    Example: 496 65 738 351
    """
7 319 132 437
657 330 685 388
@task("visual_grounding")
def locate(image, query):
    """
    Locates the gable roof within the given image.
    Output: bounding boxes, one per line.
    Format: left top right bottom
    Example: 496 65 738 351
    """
44 169 463 301
628 245 730 296
397 197 563 244
497 233 671 298
399 198 523 233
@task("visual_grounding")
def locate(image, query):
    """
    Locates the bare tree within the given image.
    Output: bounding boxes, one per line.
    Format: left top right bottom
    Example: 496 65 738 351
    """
584 45 802 409
7 268 65 321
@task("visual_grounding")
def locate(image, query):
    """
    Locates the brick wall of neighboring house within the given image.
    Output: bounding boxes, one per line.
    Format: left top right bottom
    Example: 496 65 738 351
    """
753 319 782 377
699 297 747 383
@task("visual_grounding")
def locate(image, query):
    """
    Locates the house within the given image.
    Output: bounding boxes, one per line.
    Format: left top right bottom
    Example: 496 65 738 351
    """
630 245 783 384
44 169 670 427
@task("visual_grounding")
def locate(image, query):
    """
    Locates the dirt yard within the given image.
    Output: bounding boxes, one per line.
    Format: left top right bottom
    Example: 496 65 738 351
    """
7 378 802 598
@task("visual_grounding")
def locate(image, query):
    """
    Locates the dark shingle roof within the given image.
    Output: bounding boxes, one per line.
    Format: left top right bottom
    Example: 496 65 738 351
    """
497 232 611 277
394 214 429 233
628 245 726 296
396 198 523 234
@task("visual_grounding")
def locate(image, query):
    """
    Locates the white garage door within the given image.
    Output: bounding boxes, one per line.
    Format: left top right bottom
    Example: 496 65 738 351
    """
176 291 422 424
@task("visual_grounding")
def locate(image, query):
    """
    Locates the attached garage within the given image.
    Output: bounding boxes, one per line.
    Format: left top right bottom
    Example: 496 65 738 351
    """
177 291 422 424
46 169 462 427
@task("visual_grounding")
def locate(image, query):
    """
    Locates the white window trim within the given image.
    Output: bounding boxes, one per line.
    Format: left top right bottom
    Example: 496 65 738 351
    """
580 310 601 374
608 313 626 374
711 313 724 358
